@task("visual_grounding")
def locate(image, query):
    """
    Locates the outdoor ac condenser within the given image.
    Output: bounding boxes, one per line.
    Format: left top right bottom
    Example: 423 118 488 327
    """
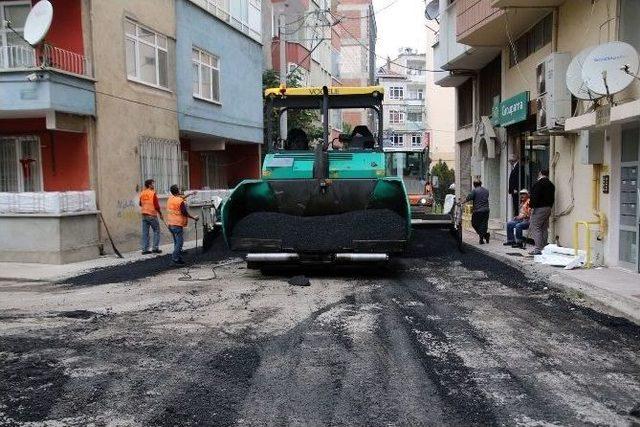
536 53 572 131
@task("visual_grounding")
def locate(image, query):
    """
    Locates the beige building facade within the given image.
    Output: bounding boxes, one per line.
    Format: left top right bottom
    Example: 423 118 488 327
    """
432 0 640 272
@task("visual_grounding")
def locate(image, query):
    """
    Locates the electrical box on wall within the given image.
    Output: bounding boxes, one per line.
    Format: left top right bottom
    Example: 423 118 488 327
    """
580 130 604 165
536 53 572 130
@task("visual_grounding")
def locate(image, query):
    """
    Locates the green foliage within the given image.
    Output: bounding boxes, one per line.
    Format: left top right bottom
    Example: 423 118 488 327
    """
341 122 353 135
431 159 455 207
262 69 322 148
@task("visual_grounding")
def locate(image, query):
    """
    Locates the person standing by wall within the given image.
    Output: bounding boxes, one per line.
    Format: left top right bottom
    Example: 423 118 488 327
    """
139 179 164 255
528 169 555 255
166 185 199 265
508 154 525 217
464 179 491 244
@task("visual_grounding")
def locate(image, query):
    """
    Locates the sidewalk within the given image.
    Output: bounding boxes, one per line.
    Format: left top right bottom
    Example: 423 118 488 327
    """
0 240 198 282
466 230 640 325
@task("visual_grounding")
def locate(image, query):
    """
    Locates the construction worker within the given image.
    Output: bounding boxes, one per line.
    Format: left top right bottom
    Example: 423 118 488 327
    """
139 179 163 255
166 184 199 265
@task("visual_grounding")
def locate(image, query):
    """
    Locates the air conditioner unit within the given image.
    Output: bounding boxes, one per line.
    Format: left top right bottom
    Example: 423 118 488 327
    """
536 53 572 131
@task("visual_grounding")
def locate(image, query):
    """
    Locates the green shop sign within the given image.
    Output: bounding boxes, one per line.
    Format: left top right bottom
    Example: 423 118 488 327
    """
498 91 529 127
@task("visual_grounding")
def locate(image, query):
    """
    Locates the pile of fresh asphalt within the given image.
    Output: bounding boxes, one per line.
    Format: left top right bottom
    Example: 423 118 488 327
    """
232 209 407 252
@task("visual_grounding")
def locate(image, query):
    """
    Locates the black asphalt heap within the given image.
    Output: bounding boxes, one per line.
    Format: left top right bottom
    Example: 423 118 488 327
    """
232 209 407 252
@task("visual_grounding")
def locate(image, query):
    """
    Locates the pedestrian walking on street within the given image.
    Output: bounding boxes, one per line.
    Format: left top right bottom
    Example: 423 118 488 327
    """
139 179 164 255
528 169 555 255
166 185 199 265
503 189 531 249
464 179 491 244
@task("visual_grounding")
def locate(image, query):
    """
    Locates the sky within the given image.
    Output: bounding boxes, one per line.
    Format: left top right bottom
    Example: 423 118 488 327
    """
372 0 430 66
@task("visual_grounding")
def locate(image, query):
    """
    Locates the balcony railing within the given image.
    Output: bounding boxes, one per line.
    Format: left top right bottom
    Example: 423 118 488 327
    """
0 44 92 78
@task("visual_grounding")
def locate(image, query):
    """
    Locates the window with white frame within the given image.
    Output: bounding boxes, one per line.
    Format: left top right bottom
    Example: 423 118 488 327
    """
411 134 422 147
389 87 404 100
0 135 42 192
192 47 220 103
417 88 424 100
139 136 181 195
0 1 33 69
407 111 422 123
390 134 404 147
389 110 405 124
125 19 169 88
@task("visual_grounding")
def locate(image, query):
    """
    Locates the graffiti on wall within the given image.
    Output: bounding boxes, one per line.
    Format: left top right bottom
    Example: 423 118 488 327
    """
116 199 139 222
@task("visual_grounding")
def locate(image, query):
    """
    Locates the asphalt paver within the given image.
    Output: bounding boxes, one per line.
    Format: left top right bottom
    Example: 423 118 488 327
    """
0 229 639 426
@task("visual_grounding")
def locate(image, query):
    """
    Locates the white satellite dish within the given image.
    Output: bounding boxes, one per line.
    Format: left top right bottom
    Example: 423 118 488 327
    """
566 46 596 100
425 0 439 21
23 0 53 46
582 41 639 96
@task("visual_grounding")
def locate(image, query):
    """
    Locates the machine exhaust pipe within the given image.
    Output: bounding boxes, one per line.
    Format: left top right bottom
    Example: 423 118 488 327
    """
246 253 300 262
334 253 389 262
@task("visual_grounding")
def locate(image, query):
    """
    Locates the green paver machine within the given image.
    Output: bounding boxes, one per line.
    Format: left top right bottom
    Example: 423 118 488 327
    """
222 86 411 268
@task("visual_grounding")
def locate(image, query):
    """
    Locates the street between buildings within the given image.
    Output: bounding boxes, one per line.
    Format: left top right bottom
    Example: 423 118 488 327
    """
1 229 639 426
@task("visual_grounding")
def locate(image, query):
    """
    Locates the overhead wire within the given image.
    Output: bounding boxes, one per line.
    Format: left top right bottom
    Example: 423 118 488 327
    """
329 11 445 73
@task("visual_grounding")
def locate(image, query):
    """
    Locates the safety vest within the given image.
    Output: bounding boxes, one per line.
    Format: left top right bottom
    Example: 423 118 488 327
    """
166 195 187 227
139 188 157 216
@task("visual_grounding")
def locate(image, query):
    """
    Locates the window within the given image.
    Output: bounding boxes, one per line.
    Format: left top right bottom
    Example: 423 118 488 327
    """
192 47 220 103
509 14 552 67
389 110 405 124
389 87 404 100
411 134 422 147
407 112 422 123
0 135 42 192
457 79 473 128
0 1 33 69
125 19 169 88
181 151 190 191
390 134 404 147
406 61 425 76
139 136 181 195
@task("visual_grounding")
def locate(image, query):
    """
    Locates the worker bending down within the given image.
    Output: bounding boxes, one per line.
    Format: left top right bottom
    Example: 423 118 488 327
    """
166 185 199 265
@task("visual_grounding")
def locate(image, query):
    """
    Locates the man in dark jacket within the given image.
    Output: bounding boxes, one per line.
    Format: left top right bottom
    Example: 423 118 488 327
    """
464 179 491 244
508 155 525 217
528 169 555 255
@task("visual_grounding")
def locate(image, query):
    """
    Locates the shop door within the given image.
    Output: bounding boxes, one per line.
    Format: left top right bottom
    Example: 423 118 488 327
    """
619 126 639 272
459 140 472 194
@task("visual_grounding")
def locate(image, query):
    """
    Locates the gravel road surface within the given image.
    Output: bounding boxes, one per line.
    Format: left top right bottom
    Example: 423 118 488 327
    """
1 229 639 426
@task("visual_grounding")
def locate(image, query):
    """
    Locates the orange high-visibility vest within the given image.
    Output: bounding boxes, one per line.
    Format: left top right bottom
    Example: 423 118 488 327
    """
139 188 158 216
166 195 187 227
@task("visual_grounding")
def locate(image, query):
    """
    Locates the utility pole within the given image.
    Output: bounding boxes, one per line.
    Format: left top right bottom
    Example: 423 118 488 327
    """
279 12 288 141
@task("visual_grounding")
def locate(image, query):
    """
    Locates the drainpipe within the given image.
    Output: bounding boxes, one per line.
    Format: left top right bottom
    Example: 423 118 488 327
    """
550 7 559 243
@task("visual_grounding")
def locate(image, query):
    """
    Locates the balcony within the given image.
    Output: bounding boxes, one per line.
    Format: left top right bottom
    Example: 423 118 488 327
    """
492 0 565 7
433 0 500 87
456 0 550 47
0 45 95 118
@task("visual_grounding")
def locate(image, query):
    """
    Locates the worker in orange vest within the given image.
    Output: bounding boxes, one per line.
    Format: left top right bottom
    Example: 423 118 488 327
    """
139 179 164 255
166 184 199 265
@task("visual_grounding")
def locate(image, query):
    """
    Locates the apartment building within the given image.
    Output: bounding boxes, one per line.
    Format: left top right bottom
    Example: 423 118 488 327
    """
0 0 264 261
431 0 640 272
378 49 428 154
335 0 376 128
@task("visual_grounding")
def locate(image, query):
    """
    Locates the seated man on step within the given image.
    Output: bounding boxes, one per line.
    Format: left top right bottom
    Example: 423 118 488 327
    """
503 189 531 249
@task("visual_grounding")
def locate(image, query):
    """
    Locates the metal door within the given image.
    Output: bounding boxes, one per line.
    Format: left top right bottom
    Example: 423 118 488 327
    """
619 125 639 272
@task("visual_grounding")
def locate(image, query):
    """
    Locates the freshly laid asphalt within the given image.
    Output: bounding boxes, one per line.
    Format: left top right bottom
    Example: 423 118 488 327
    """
0 229 639 426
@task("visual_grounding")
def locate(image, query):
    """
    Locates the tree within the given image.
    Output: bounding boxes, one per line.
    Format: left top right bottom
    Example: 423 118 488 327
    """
431 160 455 207
262 69 322 150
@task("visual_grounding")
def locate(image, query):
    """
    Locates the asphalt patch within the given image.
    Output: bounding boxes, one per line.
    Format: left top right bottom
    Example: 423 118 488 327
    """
57 310 99 320
60 237 232 287
231 209 408 252
288 275 311 287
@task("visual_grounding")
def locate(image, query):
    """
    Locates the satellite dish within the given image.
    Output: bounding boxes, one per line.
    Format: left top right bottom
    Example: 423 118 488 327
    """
566 46 596 100
23 0 53 46
582 41 639 96
425 0 439 21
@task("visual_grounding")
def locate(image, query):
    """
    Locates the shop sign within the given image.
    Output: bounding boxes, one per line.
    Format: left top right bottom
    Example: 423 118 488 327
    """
499 92 529 127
